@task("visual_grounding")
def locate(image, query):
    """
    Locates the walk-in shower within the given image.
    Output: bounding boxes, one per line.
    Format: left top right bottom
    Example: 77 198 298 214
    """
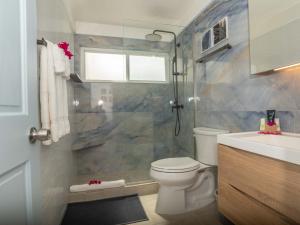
146 30 184 136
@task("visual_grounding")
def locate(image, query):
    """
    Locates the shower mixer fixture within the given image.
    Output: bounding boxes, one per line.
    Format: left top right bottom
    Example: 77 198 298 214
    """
146 30 184 136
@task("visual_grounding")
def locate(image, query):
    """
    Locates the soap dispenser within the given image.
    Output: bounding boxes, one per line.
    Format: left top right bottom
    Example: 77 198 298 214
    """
259 110 281 134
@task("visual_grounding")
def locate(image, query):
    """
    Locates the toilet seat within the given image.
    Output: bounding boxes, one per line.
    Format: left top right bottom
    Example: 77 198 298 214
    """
151 157 201 173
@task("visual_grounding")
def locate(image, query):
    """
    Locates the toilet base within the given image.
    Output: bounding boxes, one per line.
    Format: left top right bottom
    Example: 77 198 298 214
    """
156 186 186 215
155 169 216 215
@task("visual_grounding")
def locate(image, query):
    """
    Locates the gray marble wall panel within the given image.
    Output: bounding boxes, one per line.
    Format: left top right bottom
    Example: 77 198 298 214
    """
172 22 196 158
37 0 76 225
193 0 300 133
73 35 176 183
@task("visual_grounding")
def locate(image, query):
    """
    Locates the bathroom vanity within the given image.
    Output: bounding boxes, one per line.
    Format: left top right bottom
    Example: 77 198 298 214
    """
217 132 300 225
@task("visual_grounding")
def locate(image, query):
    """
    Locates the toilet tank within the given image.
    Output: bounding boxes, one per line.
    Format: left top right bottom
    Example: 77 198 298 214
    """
193 127 229 166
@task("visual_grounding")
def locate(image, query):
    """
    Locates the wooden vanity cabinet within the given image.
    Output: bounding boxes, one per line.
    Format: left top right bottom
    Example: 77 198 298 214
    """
218 144 300 225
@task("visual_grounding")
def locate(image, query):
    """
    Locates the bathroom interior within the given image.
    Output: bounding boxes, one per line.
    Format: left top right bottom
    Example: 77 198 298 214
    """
1 0 300 225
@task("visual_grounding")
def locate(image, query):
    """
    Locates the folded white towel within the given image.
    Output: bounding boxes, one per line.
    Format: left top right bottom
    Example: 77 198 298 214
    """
70 180 126 193
55 76 65 138
39 40 71 145
62 56 70 134
53 44 65 74
46 41 59 142
40 44 51 145
55 76 70 138
62 79 70 134
64 56 71 79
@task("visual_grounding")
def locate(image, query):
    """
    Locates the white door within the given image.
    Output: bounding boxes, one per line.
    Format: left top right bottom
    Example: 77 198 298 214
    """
0 0 41 225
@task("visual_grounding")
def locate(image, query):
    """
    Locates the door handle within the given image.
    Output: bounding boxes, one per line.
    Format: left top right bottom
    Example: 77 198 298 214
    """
29 127 51 143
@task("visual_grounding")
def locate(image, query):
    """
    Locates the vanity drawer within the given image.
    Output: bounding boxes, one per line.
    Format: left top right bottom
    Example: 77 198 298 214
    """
218 144 300 224
218 181 292 225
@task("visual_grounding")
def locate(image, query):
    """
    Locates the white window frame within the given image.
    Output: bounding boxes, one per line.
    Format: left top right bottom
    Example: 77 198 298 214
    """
81 47 170 83
201 17 229 54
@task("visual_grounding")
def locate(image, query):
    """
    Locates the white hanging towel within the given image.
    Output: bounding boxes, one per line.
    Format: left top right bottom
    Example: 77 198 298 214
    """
64 56 71 79
53 43 70 136
62 56 70 134
62 78 70 134
46 41 59 143
40 40 70 145
40 44 51 145
52 44 65 74
55 76 65 138
70 180 126 193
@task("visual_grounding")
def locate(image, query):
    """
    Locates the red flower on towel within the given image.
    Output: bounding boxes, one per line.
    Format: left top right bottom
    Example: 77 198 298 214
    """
58 41 69 51
65 50 74 60
88 179 102 185
58 41 73 60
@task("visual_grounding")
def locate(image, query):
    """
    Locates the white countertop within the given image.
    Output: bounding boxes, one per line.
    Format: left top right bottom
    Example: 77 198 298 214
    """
217 132 300 165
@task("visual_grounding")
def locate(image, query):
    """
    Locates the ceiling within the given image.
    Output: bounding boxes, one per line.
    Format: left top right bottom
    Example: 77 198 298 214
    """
63 0 211 37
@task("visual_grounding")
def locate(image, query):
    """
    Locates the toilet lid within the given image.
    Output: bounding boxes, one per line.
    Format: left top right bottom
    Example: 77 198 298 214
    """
193 127 229 136
151 157 200 172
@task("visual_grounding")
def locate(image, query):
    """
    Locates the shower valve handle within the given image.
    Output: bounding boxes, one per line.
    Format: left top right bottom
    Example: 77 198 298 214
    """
173 72 183 76
171 104 184 112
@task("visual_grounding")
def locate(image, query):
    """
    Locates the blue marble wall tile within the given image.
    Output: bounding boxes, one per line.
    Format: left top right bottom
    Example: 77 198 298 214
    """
72 34 182 183
194 0 300 134
74 82 173 113
171 23 196 157
73 112 154 150
75 142 154 183
196 111 295 133
72 0 300 185
37 0 77 224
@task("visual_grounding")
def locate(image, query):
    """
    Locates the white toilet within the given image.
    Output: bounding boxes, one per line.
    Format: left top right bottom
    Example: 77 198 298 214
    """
150 127 229 215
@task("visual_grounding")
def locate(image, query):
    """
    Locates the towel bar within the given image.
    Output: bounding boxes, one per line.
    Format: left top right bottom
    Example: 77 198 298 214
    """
70 73 83 83
37 39 82 83
37 38 47 47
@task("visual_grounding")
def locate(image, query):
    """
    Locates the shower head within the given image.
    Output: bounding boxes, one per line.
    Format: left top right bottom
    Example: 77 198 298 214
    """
145 33 162 42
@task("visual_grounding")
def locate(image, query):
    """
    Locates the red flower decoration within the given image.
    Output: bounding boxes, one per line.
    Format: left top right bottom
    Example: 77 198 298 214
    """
65 50 74 60
57 41 73 60
58 42 69 51
267 121 275 126
88 179 102 185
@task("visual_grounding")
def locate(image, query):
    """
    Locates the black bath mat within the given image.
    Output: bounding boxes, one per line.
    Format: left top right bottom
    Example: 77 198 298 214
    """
61 194 148 225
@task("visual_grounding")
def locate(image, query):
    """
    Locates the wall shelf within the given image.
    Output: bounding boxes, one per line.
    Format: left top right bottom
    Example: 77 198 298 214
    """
196 40 232 63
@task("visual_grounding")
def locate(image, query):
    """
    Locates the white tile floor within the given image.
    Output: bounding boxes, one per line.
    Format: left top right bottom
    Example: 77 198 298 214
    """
131 194 223 225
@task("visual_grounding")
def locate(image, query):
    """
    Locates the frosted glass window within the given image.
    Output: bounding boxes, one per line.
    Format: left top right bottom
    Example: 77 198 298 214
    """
129 55 166 81
85 52 126 81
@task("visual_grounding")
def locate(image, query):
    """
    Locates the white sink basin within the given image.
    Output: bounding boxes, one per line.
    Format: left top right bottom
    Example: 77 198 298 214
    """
217 132 300 165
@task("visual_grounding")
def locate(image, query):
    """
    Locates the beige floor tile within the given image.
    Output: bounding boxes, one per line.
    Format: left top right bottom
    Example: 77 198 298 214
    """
136 194 221 225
